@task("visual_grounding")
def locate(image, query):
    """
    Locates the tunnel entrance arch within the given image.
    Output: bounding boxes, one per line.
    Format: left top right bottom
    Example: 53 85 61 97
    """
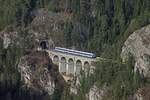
40 40 48 49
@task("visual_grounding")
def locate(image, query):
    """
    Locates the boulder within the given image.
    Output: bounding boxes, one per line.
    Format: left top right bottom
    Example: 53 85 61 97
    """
87 85 107 100
0 27 20 48
134 85 150 100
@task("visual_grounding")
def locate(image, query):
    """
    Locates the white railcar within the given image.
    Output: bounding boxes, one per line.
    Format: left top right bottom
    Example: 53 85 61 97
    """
54 47 96 58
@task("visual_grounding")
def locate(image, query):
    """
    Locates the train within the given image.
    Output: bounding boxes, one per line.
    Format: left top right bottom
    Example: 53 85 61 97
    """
54 47 96 58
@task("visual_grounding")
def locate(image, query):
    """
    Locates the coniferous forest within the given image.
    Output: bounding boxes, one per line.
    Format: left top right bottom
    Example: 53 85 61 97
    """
0 0 150 100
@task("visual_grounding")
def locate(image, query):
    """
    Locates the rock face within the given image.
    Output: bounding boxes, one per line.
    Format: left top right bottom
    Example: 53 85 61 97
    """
0 10 69 49
87 85 107 100
0 27 54 50
30 9 72 33
0 27 21 48
135 85 150 100
127 85 150 100
121 25 150 77
18 51 65 96
29 9 72 47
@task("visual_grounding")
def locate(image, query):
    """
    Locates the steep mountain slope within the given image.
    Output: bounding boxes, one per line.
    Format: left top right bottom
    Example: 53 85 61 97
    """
0 0 150 52
0 0 150 100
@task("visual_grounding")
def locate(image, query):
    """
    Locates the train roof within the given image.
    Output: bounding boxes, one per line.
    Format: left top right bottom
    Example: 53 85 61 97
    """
54 47 96 58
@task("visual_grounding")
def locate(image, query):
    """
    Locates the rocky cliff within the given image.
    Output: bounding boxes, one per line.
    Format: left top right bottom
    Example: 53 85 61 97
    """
121 24 150 77
18 51 65 97
0 26 54 51
0 9 68 100
29 9 72 47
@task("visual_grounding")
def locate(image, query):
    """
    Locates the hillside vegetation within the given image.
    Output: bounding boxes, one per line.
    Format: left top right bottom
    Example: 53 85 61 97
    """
0 0 150 100
0 0 150 53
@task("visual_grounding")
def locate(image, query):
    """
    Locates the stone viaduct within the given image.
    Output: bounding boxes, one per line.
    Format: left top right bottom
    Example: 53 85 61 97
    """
39 40 98 79
47 50 97 77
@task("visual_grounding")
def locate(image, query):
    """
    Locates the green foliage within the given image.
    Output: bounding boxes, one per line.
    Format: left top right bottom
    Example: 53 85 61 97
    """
65 0 150 54
68 56 146 100
52 85 62 100
0 0 149 52
0 0 150 100
74 56 146 100
0 47 24 93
